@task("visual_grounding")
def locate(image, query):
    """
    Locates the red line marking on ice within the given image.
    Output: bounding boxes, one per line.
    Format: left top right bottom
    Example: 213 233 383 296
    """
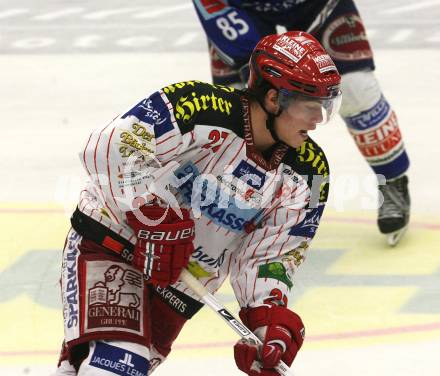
1 209 439 231
2 322 440 357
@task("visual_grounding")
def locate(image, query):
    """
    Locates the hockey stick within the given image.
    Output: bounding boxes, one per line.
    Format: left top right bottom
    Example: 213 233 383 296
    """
179 268 294 376
83 190 293 374
306 0 340 34
84 217 294 375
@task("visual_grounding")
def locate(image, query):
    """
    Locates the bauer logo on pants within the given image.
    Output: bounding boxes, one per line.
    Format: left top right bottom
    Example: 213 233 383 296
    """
84 261 144 334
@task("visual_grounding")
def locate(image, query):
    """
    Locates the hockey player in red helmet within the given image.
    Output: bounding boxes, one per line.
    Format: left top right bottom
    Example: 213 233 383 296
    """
246 31 341 147
54 32 340 376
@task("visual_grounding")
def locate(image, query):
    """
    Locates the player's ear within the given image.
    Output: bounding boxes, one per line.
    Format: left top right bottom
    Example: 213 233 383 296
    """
264 89 280 114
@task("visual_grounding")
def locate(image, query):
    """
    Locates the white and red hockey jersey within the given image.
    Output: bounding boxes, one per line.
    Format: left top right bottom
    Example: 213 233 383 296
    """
79 80 329 309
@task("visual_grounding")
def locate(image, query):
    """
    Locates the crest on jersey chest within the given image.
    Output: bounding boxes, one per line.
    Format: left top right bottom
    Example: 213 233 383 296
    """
232 160 266 190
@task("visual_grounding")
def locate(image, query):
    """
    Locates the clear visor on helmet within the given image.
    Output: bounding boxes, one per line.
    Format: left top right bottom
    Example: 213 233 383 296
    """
278 89 342 126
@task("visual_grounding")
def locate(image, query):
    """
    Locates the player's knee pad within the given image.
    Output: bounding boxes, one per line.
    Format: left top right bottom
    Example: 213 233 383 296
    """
339 70 382 119
339 70 409 178
77 340 150 376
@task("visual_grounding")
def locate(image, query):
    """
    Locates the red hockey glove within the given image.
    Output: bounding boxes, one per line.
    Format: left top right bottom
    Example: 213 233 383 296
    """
126 205 195 287
234 305 305 376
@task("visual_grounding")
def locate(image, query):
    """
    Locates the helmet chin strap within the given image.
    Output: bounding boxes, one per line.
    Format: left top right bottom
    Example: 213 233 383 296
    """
257 98 283 143
266 111 282 143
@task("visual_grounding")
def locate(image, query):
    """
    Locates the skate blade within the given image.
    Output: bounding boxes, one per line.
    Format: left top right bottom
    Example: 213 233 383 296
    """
387 225 408 247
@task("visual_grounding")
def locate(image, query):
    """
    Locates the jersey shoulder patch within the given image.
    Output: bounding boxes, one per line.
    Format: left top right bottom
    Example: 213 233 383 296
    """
160 80 245 136
283 138 330 204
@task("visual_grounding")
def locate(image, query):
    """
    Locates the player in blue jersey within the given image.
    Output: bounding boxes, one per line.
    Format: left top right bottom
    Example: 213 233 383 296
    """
193 0 410 245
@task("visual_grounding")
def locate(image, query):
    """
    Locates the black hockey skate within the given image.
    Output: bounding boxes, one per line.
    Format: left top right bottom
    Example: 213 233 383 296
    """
378 175 410 246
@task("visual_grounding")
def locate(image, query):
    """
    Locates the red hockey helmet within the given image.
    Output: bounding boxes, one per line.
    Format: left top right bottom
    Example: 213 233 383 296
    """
248 31 342 125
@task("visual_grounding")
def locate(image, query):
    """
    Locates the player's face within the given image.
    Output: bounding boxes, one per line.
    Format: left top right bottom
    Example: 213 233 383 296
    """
274 97 324 148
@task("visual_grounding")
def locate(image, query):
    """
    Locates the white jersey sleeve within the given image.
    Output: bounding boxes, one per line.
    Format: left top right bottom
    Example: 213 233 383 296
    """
80 90 189 224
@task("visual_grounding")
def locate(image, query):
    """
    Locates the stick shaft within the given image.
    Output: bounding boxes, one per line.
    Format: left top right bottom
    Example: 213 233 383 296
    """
99 228 293 375
180 269 294 376
306 0 340 33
